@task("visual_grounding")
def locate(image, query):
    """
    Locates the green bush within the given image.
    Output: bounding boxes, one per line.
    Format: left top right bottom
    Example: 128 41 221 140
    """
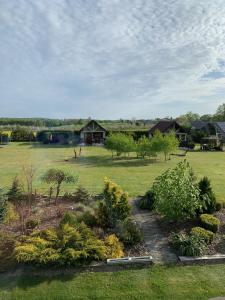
72 186 93 205
200 214 220 233
171 232 206 257
138 190 155 210
198 177 216 213
115 219 143 246
191 227 214 244
59 211 77 227
77 210 97 227
25 218 40 230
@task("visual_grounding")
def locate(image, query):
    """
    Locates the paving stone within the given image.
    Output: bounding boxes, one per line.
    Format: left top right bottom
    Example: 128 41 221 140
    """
132 199 177 264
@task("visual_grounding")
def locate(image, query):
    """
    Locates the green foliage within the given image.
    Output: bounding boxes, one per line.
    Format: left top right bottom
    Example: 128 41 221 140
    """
136 136 157 159
3 202 19 224
0 188 7 223
105 133 136 157
198 177 216 213
42 169 78 203
171 232 206 257
153 160 201 221
59 211 77 227
200 214 220 233
138 190 155 210
105 234 124 258
72 186 92 205
11 126 35 142
115 219 143 246
7 176 23 202
191 227 214 244
77 210 97 227
97 178 131 228
25 218 40 230
15 220 107 266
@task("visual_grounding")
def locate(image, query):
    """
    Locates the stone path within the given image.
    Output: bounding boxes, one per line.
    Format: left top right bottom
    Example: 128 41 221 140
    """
132 199 178 264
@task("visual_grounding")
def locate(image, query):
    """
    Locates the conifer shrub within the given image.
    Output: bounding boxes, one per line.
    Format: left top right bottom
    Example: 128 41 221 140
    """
198 177 216 213
105 234 124 258
97 178 131 228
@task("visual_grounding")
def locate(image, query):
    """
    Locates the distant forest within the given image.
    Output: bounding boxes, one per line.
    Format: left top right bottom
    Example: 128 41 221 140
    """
0 103 225 129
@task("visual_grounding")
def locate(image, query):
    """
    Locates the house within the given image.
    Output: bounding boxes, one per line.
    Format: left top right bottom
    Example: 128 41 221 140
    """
149 120 187 141
191 121 225 142
79 120 107 145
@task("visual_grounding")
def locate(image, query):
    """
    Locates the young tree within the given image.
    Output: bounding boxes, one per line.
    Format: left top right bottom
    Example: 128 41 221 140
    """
7 177 26 233
136 136 157 159
153 160 201 221
42 169 78 205
105 133 135 157
22 165 36 214
161 131 179 161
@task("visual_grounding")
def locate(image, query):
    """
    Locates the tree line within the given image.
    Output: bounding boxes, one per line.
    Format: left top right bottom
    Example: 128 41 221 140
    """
105 131 179 161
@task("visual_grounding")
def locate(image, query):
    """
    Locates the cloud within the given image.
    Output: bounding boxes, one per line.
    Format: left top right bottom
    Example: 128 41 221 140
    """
1 0 225 118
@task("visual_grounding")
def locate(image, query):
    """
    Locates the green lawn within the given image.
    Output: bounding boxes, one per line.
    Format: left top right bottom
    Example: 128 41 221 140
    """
0 142 225 202
0 265 225 299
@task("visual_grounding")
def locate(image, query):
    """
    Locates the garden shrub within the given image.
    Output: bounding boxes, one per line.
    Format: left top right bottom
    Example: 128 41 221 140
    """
3 202 19 224
15 220 107 266
138 190 155 210
153 160 201 221
77 210 97 227
171 232 206 257
105 234 124 258
198 177 216 213
0 188 7 223
72 186 93 205
200 214 220 233
25 218 40 230
115 219 143 246
97 178 131 228
59 211 77 227
191 227 214 244
0 231 16 271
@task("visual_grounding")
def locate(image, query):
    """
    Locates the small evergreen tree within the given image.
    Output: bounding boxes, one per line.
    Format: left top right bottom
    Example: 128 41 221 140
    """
198 177 216 213
97 178 131 227
0 188 7 223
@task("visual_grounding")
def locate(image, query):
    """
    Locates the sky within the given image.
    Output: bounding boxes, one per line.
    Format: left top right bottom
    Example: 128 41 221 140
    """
1 0 225 119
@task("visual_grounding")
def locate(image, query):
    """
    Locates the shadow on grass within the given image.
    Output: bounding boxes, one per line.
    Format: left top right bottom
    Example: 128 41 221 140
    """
18 142 76 148
60 155 160 168
0 264 154 292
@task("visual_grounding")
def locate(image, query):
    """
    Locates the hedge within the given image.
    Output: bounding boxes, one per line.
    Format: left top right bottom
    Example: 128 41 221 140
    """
191 226 214 244
200 214 220 233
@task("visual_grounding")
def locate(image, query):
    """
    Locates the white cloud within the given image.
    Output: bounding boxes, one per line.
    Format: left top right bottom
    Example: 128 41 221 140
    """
1 0 225 118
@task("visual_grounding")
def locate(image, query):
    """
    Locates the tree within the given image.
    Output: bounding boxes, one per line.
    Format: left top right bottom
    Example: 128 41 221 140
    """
136 136 157 159
41 169 78 205
177 111 200 127
153 160 201 221
97 178 131 227
161 131 179 161
22 165 36 214
214 103 225 121
105 133 135 157
11 126 35 142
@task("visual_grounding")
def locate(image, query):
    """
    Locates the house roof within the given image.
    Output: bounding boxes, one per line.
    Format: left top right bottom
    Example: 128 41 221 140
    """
191 121 207 130
79 120 107 132
215 122 225 134
149 120 183 134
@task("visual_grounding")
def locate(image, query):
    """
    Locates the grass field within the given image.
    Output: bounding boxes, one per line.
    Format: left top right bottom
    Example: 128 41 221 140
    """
0 142 225 202
0 265 225 299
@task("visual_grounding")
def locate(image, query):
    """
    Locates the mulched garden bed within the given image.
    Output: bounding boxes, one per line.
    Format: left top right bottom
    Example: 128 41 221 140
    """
155 209 225 255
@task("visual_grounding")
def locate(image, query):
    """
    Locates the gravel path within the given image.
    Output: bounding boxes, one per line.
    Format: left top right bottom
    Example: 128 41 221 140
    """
132 199 178 264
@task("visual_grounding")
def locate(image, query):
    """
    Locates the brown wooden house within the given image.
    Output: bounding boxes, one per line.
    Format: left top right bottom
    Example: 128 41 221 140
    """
79 120 107 145
149 120 187 141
